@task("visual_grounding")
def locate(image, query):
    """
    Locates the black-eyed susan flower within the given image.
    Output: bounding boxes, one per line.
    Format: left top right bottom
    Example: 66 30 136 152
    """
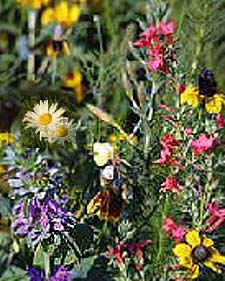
41 1 81 28
46 40 70 57
23 100 65 136
63 71 85 104
93 142 114 166
17 0 50 9
173 230 225 279
180 86 200 108
87 189 124 222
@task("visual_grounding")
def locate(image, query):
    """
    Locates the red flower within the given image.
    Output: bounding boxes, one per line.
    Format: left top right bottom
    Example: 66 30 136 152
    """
107 242 125 265
161 134 180 151
205 201 225 232
216 113 225 128
163 217 186 243
191 133 216 157
160 176 182 193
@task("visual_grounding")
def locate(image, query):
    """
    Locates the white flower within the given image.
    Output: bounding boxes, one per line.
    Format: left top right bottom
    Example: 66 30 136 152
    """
23 100 65 137
47 118 77 145
93 142 114 166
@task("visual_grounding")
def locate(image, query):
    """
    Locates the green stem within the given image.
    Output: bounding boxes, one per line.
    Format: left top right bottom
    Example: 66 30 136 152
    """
27 9 36 81
44 252 50 279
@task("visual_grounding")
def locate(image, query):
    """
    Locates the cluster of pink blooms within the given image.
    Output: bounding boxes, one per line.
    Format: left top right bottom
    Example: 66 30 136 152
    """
162 217 186 243
107 239 151 270
191 133 216 157
155 134 183 168
133 21 177 72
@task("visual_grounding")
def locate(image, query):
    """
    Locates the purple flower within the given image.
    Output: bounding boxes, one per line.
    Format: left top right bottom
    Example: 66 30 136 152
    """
50 266 72 281
28 268 46 281
12 197 75 246
28 266 71 281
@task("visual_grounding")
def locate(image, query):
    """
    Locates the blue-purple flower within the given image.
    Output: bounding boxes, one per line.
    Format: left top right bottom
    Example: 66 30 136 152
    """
12 197 75 246
28 265 72 281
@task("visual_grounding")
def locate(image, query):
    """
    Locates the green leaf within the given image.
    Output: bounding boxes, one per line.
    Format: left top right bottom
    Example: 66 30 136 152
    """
33 244 45 270
0 266 29 281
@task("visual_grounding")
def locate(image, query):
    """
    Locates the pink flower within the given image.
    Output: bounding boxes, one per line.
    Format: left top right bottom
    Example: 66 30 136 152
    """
160 176 182 193
205 201 225 232
161 134 180 150
184 127 192 136
191 133 216 157
107 242 125 265
163 217 186 243
216 113 225 128
154 149 183 169
146 55 164 72
159 21 177 35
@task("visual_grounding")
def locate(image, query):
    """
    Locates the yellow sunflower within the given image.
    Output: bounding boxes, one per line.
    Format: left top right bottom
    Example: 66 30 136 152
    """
180 86 200 108
173 230 225 279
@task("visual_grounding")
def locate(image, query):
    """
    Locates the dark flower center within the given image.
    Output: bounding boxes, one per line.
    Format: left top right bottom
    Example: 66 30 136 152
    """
52 40 63 52
192 245 209 262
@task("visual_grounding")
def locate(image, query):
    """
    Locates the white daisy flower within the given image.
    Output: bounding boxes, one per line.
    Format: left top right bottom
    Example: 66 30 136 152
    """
23 100 65 136
48 118 77 144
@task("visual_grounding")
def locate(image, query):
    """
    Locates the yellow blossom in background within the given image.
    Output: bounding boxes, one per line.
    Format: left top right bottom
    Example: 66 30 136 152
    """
0 133 15 147
41 1 81 28
173 230 225 279
46 40 70 57
180 86 200 108
17 0 50 9
109 133 138 144
41 7 54 26
63 71 84 104
205 93 225 113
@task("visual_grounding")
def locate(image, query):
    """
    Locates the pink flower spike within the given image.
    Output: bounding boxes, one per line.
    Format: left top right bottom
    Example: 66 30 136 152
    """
205 201 225 232
160 176 182 193
146 56 164 72
158 102 176 113
216 113 225 128
191 133 216 157
140 24 157 40
159 21 177 35
163 217 186 243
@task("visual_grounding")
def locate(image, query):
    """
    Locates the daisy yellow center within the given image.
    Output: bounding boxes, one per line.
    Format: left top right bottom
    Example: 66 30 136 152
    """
54 126 68 138
192 245 209 262
38 113 52 125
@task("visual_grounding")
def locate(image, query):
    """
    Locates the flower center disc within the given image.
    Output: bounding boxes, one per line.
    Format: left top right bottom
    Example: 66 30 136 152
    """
38 113 52 125
192 245 209 262
54 126 68 138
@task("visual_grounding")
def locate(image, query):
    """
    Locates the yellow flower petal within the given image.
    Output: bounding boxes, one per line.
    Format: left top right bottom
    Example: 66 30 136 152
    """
173 243 192 259
204 260 221 273
209 248 225 265
189 264 199 279
185 230 201 248
202 236 214 248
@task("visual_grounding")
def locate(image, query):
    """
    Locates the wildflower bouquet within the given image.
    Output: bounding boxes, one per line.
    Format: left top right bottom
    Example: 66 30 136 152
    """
1 0 225 281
